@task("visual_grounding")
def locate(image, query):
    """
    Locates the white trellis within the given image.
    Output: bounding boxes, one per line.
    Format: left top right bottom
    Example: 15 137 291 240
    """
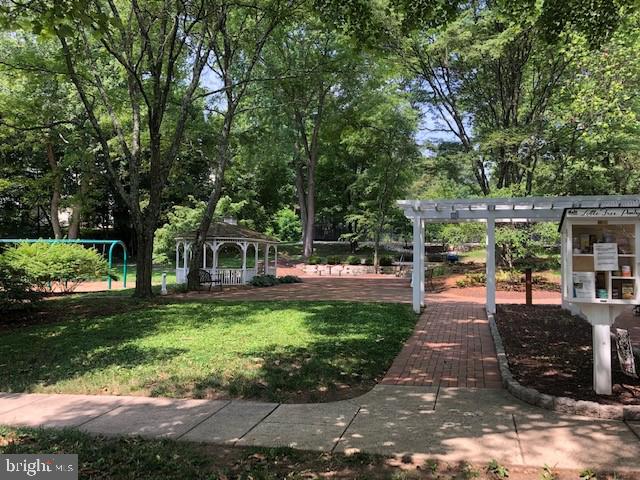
398 195 640 315
175 221 278 286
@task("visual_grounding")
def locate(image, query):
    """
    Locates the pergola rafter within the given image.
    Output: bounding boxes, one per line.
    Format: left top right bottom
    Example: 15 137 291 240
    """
398 195 640 314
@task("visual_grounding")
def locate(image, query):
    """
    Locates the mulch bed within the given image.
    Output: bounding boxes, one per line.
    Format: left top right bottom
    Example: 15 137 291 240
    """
496 304 640 405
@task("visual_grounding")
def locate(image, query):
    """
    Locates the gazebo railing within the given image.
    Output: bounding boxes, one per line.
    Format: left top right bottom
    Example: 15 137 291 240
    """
176 267 258 285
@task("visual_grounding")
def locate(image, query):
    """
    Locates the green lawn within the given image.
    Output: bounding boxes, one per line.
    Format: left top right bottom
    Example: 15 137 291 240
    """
0 298 415 402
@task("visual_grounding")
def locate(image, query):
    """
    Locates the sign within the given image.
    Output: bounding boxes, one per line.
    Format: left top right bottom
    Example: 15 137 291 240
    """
572 272 595 298
593 243 619 271
566 207 640 218
615 328 638 378
0 455 77 479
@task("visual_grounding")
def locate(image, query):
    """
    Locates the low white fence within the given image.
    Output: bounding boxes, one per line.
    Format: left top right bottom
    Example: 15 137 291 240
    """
176 268 258 285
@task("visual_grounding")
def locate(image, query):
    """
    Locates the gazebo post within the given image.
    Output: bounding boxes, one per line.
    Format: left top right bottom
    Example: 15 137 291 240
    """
254 242 259 277
212 242 219 279
274 245 278 277
175 243 180 281
202 243 207 269
241 241 248 284
265 245 269 275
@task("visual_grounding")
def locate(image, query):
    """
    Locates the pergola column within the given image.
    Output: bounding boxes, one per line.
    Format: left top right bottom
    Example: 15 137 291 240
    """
265 244 269 274
486 215 496 315
274 245 278 276
412 215 424 314
420 219 426 308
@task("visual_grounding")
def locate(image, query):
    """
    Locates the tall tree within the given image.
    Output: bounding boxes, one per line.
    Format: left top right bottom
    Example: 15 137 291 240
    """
5 0 219 296
185 0 296 290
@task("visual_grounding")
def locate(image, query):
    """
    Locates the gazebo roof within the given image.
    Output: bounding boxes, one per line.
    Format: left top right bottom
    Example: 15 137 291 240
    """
175 221 278 244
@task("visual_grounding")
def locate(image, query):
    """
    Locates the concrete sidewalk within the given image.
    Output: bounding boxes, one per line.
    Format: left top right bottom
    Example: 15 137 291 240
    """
1 386 640 471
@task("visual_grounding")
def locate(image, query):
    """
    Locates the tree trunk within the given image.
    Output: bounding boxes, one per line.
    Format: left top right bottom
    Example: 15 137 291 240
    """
303 174 315 258
294 159 308 248
134 226 155 298
46 142 63 239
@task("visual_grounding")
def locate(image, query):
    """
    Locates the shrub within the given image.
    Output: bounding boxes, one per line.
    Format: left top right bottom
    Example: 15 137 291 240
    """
249 274 279 287
327 255 341 265
346 255 361 265
278 275 302 284
307 255 321 265
364 257 374 266
0 243 112 293
268 207 302 242
0 263 41 311
379 256 394 267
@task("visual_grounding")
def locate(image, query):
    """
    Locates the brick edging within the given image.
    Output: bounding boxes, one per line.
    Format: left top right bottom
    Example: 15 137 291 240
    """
487 312 640 421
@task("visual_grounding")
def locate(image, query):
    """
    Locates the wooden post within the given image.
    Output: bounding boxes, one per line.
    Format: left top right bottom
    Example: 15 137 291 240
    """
525 267 532 305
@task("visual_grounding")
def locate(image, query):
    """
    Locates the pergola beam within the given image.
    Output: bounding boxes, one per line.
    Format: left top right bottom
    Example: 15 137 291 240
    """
399 195 640 315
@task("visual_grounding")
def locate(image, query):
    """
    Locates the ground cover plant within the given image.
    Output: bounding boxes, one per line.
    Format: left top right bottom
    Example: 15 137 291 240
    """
0 426 633 480
496 305 640 404
0 297 415 403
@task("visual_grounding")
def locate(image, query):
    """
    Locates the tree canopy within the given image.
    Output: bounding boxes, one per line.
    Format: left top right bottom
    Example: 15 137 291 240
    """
1 0 638 294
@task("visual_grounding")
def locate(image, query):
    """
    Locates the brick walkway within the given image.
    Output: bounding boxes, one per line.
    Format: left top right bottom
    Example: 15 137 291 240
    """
382 301 502 388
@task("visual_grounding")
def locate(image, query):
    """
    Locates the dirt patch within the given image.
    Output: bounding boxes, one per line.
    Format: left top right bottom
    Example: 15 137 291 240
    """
496 304 640 405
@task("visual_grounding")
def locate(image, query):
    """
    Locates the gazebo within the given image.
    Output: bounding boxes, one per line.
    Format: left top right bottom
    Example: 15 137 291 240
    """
175 219 278 285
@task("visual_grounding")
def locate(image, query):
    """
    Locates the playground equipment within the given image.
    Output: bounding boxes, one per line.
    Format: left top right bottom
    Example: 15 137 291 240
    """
0 239 127 290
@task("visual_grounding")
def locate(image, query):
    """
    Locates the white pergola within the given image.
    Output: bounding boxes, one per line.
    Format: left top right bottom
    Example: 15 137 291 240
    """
175 221 278 285
398 195 640 314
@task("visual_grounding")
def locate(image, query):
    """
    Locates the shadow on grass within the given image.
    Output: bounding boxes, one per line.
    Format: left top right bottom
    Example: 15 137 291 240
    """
0 300 416 402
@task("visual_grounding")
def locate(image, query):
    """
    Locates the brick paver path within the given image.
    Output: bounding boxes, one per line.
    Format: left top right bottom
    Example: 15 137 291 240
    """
382 301 502 388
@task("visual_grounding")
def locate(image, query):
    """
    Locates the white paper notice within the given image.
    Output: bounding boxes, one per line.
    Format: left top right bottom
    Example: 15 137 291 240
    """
594 243 619 271
573 272 595 298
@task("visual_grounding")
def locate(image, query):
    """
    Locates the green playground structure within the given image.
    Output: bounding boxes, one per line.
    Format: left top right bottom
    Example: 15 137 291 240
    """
0 238 127 289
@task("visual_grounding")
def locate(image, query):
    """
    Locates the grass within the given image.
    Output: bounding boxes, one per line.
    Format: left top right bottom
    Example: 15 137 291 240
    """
0 426 630 480
0 298 416 402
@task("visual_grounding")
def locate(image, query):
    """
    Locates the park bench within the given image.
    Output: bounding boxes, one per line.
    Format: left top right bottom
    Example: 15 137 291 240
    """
198 269 222 292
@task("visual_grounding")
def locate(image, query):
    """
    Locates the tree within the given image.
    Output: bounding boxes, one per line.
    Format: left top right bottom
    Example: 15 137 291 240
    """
0 33 94 239
339 76 420 266
5 0 221 297
257 20 363 258
185 0 296 290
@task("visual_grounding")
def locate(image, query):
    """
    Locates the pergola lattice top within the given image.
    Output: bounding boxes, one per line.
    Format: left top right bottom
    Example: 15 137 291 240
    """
397 195 640 315
398 195 640 222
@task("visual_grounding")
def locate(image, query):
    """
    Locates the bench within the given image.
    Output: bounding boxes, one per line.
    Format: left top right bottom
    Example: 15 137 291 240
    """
199 269 222 292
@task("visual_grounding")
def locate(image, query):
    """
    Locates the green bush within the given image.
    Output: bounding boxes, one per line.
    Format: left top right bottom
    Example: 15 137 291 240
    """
0 243 112 293
307 255 321 265
379 256 394 267
327 255 341 265
346 255 361 265
364 257 374 266
249 274 279 287
277 275 302 284
267 207 302 242
0 263 41 311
